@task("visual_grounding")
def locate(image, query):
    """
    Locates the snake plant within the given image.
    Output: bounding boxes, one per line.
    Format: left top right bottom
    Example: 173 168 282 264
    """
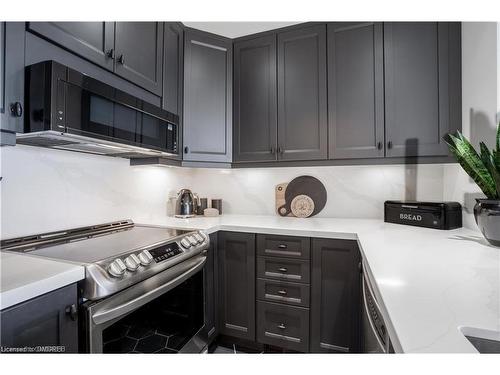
443 122 500 200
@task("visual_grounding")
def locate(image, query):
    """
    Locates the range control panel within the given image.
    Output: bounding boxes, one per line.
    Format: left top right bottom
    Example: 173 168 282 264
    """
148 242 183 263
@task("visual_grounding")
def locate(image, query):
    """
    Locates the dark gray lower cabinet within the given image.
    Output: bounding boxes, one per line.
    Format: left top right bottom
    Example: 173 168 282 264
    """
1 22 25 145
384 22 460 157
328 22 385 159
233 35 277 162
218 231 256 340
277 24 328 161
310 238 361 353
0 284 79 353
204 233 218 342
257 301 309 352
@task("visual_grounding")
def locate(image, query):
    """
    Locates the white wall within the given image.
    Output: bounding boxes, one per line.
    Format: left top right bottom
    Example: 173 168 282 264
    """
0 144 446 238
443 22 498 229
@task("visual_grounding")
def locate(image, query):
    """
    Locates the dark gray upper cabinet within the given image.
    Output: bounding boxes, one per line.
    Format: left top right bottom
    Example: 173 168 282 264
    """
384 22 453 157
27 22 115 70
1 22 25 145
162 23 184 116
218 231 255 341
328 22 385 159
183 30 232 163
0 284 79 353
310 238 361 353
277 25 328 161
114 22 164 96
233 35 277 162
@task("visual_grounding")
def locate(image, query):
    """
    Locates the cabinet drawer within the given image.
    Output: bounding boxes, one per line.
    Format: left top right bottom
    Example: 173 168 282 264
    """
257 234 310 259
257 301 309 352
257 278 310 307
257 257 310 284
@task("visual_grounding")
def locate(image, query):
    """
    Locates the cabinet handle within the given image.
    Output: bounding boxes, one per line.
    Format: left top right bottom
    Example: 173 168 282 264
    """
65 304 78 321
377 141 383 150
270 146 276 154
118 54 125 65
278 267 288 273
278 244 287 249
277 323 286 330
387 141 393 149
184 146 189 154
277 146 284 155
105 48 115 59
277 289 287 296
10 102 23 117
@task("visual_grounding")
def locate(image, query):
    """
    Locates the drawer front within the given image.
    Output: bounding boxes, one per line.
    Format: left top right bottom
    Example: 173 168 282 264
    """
257 278 310 307
257 301 310 352
257 257 310 284
257 234 310 259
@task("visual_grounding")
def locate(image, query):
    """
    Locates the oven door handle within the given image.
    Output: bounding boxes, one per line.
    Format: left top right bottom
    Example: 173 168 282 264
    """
91 255 206 326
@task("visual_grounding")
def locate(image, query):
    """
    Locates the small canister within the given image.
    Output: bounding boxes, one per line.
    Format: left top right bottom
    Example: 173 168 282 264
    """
211 199 223 215
198 198 208 215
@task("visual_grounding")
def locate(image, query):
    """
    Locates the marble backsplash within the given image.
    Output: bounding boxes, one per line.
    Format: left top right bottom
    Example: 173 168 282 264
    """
1 145 449 239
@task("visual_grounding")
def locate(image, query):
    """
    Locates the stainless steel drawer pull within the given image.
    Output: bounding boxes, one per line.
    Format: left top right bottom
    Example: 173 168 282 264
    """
277 289 287 295
278 323 286 330
278 244 288 249
278 267 288 273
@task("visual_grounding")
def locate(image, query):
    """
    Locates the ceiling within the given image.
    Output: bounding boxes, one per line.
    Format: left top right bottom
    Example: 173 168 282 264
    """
182 22 302 38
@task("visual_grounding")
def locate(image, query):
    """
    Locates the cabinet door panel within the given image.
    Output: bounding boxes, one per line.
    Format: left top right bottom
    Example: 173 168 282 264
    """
1 22 25 143
218 232 255 340
384 22 451 157
163 23 184 116
183 31 232 162
310 239 361 353
114 22 163 95
277 25 327 161
28 22 114 70
0 284 78 353
233 35 277 162
328 22 384 159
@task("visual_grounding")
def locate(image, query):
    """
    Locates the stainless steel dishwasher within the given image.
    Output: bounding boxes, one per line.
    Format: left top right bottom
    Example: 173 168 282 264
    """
362 264 393 353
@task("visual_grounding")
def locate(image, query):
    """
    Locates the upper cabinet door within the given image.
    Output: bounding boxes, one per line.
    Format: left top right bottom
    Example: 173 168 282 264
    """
162 23 184 116
183 30 232 163
114 22 164 96
328 23 385 159
233 35 277 163
28 22 115 70
277 25 327 161
384 22 452 157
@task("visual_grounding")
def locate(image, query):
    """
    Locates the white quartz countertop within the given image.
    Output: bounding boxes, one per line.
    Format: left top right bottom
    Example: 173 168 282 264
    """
137 214 500 353
0 252 85 310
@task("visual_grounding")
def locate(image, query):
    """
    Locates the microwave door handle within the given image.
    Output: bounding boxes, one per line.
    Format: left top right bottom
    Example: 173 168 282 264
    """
91 255 206 326
362 278 387 353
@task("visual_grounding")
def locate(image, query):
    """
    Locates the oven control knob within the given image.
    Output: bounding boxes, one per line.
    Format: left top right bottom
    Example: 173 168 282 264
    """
180 238 191 249
124 254 140 272
193 233 204 244
138 250 153 266
108 258 126 277
187 235 198 247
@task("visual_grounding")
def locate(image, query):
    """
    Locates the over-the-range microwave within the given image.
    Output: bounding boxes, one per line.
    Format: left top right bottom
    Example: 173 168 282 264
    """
17 60 179 158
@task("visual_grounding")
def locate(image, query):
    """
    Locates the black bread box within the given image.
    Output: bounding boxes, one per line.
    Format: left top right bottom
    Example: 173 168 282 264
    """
384 201 462 230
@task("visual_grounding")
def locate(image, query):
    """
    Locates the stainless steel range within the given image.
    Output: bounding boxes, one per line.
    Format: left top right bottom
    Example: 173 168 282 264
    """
1 220 210 353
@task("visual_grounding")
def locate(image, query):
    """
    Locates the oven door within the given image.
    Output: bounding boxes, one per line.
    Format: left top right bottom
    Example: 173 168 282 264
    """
82 254 207 353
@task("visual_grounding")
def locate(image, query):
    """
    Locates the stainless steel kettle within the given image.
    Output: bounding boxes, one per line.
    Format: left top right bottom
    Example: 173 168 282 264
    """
175 189 197 218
